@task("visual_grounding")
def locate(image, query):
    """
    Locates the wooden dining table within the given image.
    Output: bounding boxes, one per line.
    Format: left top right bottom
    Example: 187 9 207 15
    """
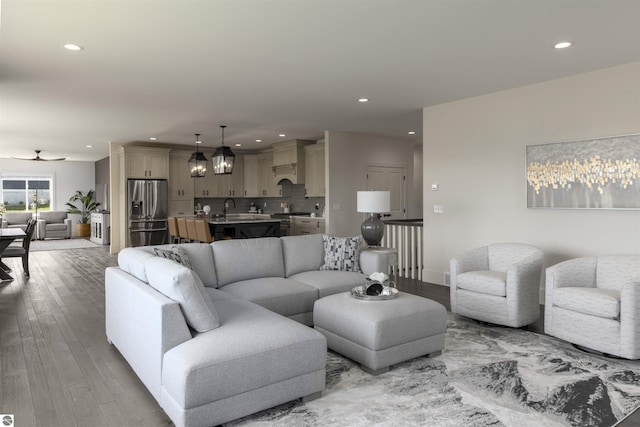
0 228 27 283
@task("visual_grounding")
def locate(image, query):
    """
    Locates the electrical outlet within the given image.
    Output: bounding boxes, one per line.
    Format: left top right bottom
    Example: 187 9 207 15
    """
263 202 267 208
434 205 444 214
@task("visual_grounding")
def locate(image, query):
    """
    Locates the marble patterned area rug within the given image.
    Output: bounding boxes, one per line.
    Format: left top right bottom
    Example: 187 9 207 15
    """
227 314 640 427
29 238 102 252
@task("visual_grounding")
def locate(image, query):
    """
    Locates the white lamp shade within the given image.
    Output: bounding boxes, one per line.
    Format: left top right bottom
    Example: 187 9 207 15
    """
357 191 390 213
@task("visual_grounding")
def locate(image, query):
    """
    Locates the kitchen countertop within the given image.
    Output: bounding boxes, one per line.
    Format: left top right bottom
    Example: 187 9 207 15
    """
208 218 281 225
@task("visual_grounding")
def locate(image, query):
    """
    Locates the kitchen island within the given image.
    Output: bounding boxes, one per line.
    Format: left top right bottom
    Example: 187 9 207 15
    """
208 217 281 240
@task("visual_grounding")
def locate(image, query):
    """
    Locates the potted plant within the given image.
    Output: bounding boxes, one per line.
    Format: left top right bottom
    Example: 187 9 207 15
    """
66 190 101 237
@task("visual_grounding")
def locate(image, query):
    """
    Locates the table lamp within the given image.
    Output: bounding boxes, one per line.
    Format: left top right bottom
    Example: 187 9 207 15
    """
357 191 390 247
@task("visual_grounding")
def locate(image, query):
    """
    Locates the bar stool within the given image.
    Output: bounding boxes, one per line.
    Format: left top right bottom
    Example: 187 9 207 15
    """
195 220 214 243
186 219 199 242
167 217 180 243
176 217 190 242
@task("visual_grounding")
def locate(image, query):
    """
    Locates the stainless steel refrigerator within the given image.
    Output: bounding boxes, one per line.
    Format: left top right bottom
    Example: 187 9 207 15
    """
127 179 168 247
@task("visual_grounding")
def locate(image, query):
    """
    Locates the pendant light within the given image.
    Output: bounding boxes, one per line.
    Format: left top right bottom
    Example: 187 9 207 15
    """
188 133 208 178
212 125 235 175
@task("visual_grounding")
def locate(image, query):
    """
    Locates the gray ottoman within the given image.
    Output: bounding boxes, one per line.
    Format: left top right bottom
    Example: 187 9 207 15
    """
313 292 447 375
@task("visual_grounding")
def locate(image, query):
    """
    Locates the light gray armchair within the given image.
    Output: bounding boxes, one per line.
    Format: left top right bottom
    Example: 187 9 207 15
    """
545 255 640 359
1 212 33 231
37 211 72 240
450 243 544 327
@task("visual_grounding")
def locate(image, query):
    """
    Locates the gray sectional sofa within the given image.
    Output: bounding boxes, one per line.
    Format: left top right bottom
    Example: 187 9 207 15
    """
105 234 388 427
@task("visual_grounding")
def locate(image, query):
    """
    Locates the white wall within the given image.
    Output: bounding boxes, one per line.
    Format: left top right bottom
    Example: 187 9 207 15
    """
326 130 417 237
422 62 640 287
0 158 95 235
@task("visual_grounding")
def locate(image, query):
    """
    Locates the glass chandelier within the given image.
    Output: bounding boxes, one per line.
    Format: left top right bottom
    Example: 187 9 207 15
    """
188 133 207 178
212 125 235 175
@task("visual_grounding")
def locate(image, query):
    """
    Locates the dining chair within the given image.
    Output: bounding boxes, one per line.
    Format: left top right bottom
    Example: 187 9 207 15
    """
0 219 37 278
185 219 199 242
195 220 214 243
176 217 190 242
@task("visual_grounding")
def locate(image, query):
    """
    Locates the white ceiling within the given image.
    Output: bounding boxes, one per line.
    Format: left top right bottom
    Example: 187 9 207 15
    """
1 0 639 162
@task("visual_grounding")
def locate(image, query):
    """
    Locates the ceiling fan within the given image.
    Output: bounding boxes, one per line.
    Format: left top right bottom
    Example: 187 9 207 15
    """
13 150 66 161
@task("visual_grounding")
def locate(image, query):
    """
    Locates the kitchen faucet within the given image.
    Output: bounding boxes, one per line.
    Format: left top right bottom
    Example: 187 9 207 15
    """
223 198 236 219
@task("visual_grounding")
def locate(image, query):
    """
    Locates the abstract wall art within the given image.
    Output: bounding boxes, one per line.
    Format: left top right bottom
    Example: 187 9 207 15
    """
526 134 639 209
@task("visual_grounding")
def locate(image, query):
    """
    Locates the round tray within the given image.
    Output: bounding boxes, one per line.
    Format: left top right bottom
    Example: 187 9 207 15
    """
350 285 399 301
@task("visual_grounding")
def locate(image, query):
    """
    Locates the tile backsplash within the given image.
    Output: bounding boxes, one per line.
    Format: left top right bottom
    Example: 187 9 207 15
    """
195 181 324 216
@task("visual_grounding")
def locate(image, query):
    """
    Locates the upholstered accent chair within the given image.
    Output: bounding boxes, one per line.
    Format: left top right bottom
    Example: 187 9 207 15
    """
1 212 33 232
37 211 72 240
545 255 640 359
450 243 544 327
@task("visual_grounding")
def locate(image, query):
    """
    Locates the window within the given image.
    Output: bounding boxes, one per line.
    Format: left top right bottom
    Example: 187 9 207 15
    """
1 177 53 212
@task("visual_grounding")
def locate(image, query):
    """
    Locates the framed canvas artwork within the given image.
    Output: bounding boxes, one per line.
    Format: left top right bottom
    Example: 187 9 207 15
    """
526 134 639 209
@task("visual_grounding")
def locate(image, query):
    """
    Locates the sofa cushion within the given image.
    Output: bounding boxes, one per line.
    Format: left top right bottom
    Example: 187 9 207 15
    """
46 223 68 232
154 246 193 269
145 257 220 332
553 287 620 319
456 271 507 297
4 212 33 225
281 234 324 277
220 277 317 318
161 297 326 409
147 243 217 288
290 270 366 298
212 238 284 286
320 235 361 273
39 211 68 223
118 247 156 283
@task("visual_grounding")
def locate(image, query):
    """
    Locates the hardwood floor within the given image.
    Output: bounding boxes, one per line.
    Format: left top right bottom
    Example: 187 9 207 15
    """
0 247 171 426
0 247 637 426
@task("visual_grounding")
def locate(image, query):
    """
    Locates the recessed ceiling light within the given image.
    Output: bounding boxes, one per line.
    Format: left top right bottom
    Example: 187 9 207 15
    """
554 41 572 49
63 43 84 51
235 143 242 147
256 139 262 143
358 98 369 103
85 145 93 148
279 134 286 137
408 131 416 135
149 137 157 141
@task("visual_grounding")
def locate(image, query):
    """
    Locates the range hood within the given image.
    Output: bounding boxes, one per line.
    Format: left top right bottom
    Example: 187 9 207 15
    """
272 140 314 185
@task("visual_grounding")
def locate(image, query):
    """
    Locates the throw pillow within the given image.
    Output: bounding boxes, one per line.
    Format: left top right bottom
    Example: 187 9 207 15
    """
320 235 362 272
145 256 220 333
153 246 192 269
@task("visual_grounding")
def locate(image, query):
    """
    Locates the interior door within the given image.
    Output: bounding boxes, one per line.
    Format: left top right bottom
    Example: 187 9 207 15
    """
366 165 406 220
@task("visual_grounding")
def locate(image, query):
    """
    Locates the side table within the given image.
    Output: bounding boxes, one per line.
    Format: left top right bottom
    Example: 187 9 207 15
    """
361 247 399 278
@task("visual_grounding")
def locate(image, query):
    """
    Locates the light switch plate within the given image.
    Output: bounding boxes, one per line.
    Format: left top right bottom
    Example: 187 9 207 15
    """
434 205 444 214
431 184 439 191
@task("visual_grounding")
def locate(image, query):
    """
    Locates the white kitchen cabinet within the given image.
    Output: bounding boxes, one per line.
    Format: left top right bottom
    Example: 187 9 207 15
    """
217 154 244 197
169 150 195 200
304 142 325 197
194 158 216 197
121 146 170 179
258 151 281 197
168 199 194 217
243 154 260 197
292 216 325 235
